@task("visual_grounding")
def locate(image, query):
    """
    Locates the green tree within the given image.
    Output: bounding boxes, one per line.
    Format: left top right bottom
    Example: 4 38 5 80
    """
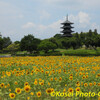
38 40 57 53
20 34 41 53
62 38 71 49
79 32 86 45
87 29 93 37
3 37 12 48
54 34 62 39
73 32 79 39
6 43 20 53
14 41 20 44
0 37 3 50
94 29 98 35
49 37 58 47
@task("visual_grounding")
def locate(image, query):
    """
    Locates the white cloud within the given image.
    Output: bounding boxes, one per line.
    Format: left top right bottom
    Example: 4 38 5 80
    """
22 22 35 28
78 12 90 24
69 12 100 32
69 12 91 28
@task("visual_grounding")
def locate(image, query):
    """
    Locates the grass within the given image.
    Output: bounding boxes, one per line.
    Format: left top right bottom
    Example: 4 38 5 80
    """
0 54 11 56
56 47 100 56
1 47 100 56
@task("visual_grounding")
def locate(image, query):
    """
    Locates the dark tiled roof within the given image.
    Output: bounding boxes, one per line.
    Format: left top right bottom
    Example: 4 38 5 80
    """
61 26 74 29
61 20 74 24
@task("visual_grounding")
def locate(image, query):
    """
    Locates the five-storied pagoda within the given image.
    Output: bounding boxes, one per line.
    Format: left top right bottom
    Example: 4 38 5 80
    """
61 15 74 37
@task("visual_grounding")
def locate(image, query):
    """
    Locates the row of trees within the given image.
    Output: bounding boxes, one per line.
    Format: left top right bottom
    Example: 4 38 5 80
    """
0 29 100 54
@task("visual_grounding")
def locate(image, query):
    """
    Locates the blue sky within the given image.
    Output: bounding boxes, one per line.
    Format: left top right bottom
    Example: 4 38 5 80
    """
0 0 100 41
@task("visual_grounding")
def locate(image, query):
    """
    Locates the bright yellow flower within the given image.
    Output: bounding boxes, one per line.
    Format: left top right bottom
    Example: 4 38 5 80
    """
30 92 34 95
24 85 31 93
9 93 15 99
15 88 21 94
68 88 74 93
36 91 41 97
24 82 29 86
46 88 52 94
34 81 38 85
84 83 88 87
75 87 80 92
0 83 4 88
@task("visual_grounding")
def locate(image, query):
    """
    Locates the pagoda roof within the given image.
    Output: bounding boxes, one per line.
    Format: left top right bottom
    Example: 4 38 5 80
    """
61 30 74 33
61 26 74 29
61 20 74 24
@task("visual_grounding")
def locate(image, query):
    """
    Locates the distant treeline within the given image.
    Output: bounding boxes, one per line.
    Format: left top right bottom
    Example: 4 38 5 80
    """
0 29 100 54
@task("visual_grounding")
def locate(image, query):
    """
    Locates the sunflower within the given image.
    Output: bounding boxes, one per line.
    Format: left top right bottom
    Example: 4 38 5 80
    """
9 93 15 99
81 82 83 85
39 82 44 85
63 88 66 93
98 83 100 86
51 88 54 92
89 83 92 86
24 82 29 86
48 82 51 85
5 85 7 88
75 87 80 92
35 79 37 81
68 88 74 93
36 91 41 97
41 70 44 73
7 84 10 87
84 83 88 87
30 92 34 95
65 84 67 86
79 72 82 75
46 88 53 94
69 76 73 80
94 82 96 85
24 85 31 93
34 81 38 85
15 88 21 94
45 71 49 74
76 81 79 84
27 97 30 100
9 89 11 92
39 78 42 81
0 83 4 88
59 77 62 81
82 75 86 79
55 77 57 81
14 81 18 85
50 78 53 81
86 75 88 78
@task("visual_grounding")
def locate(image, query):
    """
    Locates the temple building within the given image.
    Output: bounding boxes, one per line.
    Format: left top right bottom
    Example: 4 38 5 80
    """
61 15 74 37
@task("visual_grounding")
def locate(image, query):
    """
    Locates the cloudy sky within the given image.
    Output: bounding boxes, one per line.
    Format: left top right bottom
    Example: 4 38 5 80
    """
0 0 100 41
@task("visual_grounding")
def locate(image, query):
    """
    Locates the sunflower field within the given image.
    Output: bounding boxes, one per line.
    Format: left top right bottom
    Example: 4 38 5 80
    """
0 56 100 100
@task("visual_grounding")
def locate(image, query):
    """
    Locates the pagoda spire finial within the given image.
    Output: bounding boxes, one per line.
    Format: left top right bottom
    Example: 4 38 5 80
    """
66 14 68 21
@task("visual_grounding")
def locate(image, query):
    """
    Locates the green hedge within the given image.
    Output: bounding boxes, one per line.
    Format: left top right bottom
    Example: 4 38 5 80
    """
14 51 62 56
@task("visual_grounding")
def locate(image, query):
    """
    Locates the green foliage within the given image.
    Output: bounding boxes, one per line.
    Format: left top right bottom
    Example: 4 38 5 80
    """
2 37 12 48
0 37 3 50
2 43 20 55
14 41 20 44
7 43 20 51
38 39 57 53
20 34 41 53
